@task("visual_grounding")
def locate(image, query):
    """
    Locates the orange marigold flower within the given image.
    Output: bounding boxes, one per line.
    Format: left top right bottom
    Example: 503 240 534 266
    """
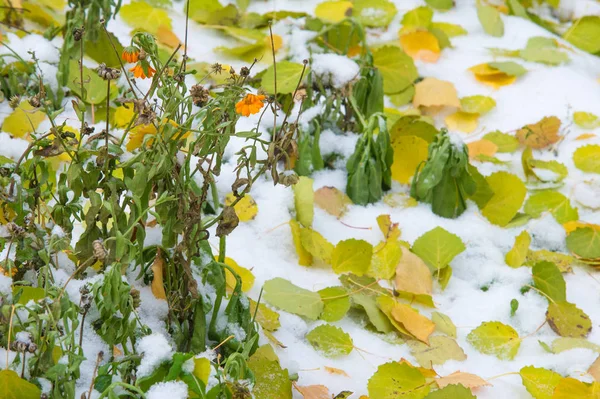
122 46 140 63
130 62 156 79
235 93 266 117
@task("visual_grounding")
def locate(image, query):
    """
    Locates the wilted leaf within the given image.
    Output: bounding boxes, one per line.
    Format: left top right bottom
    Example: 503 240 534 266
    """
407 336 466 367
467 321 521 360
368 362 430 399
546 301 592 338
306 324 353 357
151 249 167 300
225 193 258 222
263 278 323 320
506 230 531 267
413 78 460 108
481 172 527 226
411 227 465 273
519 366 562 399
516 116 561 149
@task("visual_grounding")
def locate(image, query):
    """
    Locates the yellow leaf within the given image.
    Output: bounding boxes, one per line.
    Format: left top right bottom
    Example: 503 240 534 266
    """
265 34 283 52
112 105 136 128
505 230 531 267
300 227 334 264
391 303 436 344
413 78 460 108
467 139 498 159
150 249 167 300
225 193 258 222
157 25 181 49
120 1 171 34
436 371 491 389
221 256 255 292
395 247 432 297
391 135 429 184
314 0 352 23
296 385 331 399
469 63 506 76
576 133 596 140
376 214 400 242
290 219 313 266
2 101 47 138
469 63 517 89
193 357 211 385
126 119 190 151
552 378 600 399
516 116 561 149
323 366 349 377
445 111 479 133
399 31 440 63
563 221 600 234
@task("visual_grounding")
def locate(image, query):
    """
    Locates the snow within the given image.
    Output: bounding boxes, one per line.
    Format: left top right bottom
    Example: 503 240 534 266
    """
311 54 360 89
0 274 11 296
146 381 188 399
136 333 173 378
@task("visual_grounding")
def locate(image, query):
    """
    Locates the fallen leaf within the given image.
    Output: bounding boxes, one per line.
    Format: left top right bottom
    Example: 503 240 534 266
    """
445 111 479 133
413 77 460 108
296 385 330 399
436 371 491 389
324 366 350 377
314 186 352 218
407 336 467 367
225 193 258 222
467 139 498 159
395 247 432 296
516 116 561 149
589 356 600 382
400 30 441 62
391 303 436 343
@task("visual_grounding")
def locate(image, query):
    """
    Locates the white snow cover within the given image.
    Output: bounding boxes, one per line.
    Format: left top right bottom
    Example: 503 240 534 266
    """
311 53 360 89
0 274 11 296
136 333 173 378
146 381 188 399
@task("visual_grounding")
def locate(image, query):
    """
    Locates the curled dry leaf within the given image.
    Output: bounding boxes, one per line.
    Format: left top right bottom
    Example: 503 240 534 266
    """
324 366 350 377
413 77 460 109
436 371 492 389
151 249 167 300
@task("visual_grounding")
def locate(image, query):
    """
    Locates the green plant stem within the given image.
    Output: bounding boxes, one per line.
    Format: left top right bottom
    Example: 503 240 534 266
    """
218 236 226 263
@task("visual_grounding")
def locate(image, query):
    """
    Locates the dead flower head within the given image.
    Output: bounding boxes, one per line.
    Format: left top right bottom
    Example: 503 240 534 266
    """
97 63 121 80
190 84 209 107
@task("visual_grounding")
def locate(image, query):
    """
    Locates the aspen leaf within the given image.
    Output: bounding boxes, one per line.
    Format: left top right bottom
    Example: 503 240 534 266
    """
546 301 592 338
400 31 441 63
156 25 181 48
574 112 600 129
353 293 394 333
460 95 496 115
430 22 467 37
589 356 600 382
249 299 281 332
552 377 600 399
505 230 531 267
354 0 396 27
318 286 350 322
532 261 566 302
263 278 324 320
432 312 456 338
222 256 255 292
425 0 453 11
225 193 258 222
401 6 433 29
314 186 352 218
564 221 600 234
467 321 521 360
290 220 313 266
467 140 498 160
395 247 432 297
248 345 293 399
563 16 600 54
407 336 467 367
112 105 136 128
0 370 42 399
445 111 479 133
193 357 211 385
516 116 561 149
306 324 353 357
436 371 491 389
488 61 527 77
293 176 314 227
576 133 596 140
550 337 600 353
425 384 475 399
296 385 330 399
524 191 578 225
368 362 430 399
527 159 568 183
262 61 307 94
525 250 574 273
566 227 600 260
2 102 47 138
376 214 400 242
391 135 429 184
324 366 349 377
300 227 334 264
120 1 172 34
150 249 167 300
332 239 372 276
413 78 460 108
468 63 521 89
477 3 504 37
373 45 418 95
391 304 435 344
314 0 352 23
411 227 465 273
483 131 519 152
520 37 570 65
369 240 402 280
519 366 562 399
573 145 600 173
481 172 527 226
377 296 412 336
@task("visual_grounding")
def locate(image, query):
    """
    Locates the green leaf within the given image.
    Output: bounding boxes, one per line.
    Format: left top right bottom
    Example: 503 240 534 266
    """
352 293 394 333
549 337 600 353
532 261 566 302
430 22 467 37
407 336 466 367
566 227 600 260
460 95 496 115
528 159 568 183
12 286 45 305
511 299 519 316
85 31 124 68
318 286 350 322
67 60 116 105
481 172 527 226
520 37 570 65
373 45 418 95
525 250 574 273
431 312 457 338
401 6 433 29
424 384 475 399
368 362 430 399
483 131 520 152
0 370 41 399
573 145 600 174
293 176 314 227
467 321 521 360
546 301 592 338
524 191 578 224
263 278 323 320
574 112 600 129
506 230 531 267
306 324 353 357
488 61 527 77
248 345 292 399
477 3 504 37
332 239 373 275
354 0 397 27
411 227 465 273
262 61 306 94
520 366 562 399
120 1 172 33
563 16 600 54
424 0 453 11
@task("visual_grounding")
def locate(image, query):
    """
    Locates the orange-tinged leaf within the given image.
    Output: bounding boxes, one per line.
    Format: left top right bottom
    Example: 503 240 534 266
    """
314 186 352 218
296 384 331 399
445 111 479 133
113 345 123 357
467 139 498 159
399 30 440 63
151 249 167 300
395 247 432 297
391 303 436 343
323 366 350 377
589 356 600 382
399 358 438 378
516 116 561 149
377 214 400 242
436 371 492 389
413 78 460 108
563 221 600 234
157 25 181 48
576 133 596 140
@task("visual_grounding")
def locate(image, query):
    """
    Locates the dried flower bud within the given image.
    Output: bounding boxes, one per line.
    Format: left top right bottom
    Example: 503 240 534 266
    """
27 342 37 353
73 27 84 41
81 122 95 136
28 95 41 108
189 84 209 107
130 287 141 308
97 63 121 80
7 222 25 237
211 62 223 74
240 66 250 77
279 173 299 187
216 206 239 237
9 96 20 109
229 66 236 75
92 240 107 260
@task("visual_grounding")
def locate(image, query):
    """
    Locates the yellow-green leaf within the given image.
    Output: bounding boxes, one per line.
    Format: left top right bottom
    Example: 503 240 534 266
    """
477 3 504 37
411 227 465 273
368 362 430 399
407 336 466 367
2 102 47 138
524 191 578 224
314 0 352 23
460 95 496 115
306 324 353 357
506 230 531 267
546 301 592 338
120 1 172 34
332 238 373 276
0 370 41 399
373 45 418 95
290 220 313 266
293 176 314 227
574 111 600 129
262 61 306 94
300 227 334 264
391 135 429 184
563 16 600 54
573 145 600 173
481 172 527 226
263 278 323 320
566 227 600 260
467 321 521 360
520 366 562 399
483 131 520 153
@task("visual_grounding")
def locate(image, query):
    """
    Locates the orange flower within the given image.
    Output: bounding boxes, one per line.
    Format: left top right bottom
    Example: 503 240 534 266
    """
235 93 266 117
130 62 156 79
121 46 140 63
